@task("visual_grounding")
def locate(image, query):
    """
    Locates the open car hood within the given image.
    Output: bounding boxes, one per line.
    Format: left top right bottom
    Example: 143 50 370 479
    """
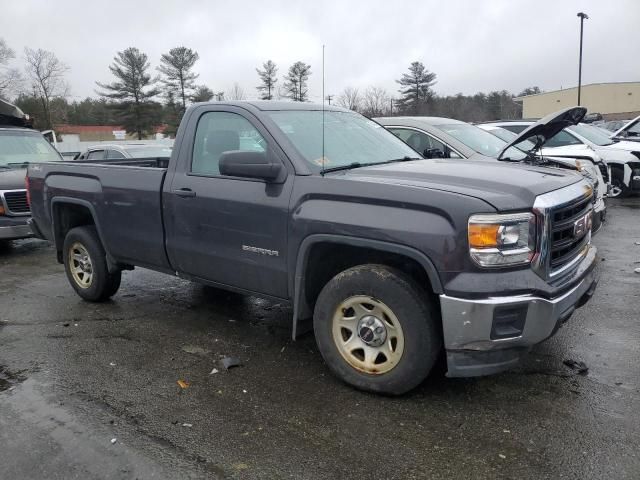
497 106 587 160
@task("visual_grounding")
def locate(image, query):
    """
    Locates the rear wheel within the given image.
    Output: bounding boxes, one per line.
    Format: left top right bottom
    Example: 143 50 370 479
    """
63 226 121 301
313 264 441 395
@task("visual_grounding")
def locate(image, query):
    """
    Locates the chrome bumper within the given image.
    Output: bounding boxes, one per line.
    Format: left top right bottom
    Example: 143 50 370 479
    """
0 223 33 240
441 245 598 377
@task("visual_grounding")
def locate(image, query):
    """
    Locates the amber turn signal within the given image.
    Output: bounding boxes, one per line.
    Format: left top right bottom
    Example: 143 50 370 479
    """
468 223 500 248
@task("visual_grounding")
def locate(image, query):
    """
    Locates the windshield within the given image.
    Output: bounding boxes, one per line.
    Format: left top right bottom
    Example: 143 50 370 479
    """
0 130 62 167
267 110 419 170
126 146 173 157
570 124 615 146
436 123 527 160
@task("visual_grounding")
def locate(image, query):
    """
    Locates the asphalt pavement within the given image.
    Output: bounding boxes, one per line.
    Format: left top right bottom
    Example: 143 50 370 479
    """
1 198 639 480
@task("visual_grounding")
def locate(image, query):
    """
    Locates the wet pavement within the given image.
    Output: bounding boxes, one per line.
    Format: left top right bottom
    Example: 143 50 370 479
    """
1 198 639 480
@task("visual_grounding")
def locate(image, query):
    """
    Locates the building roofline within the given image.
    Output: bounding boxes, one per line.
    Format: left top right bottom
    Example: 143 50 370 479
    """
515 81 640 100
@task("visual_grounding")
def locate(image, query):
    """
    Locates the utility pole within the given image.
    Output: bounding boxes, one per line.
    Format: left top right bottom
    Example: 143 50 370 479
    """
325 94 333 105
577 12 589 106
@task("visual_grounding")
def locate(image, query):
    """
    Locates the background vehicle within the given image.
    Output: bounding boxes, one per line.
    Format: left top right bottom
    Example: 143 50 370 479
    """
27 102 598 395
0 99 62 242
486 120 640 198
613 114 640 142
600 119 631 133
74 143 173 161
375 110 607 232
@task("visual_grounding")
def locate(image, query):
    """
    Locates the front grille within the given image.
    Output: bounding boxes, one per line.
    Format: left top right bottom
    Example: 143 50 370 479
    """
3 190 30 214
549 196 592 271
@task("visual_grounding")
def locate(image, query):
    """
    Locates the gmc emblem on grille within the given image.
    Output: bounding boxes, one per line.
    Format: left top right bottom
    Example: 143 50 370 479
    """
573 212 592 239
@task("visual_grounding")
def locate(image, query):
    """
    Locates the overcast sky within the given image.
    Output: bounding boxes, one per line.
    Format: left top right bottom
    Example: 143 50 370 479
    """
2 0 639 102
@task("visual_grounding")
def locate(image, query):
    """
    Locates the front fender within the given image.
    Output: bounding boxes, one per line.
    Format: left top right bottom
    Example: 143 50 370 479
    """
291 234 443 339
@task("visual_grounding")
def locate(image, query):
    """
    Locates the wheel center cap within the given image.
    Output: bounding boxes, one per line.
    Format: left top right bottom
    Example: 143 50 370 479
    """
357 315 387 347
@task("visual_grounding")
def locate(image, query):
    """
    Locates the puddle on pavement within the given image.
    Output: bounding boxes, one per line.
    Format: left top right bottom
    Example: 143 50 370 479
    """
0 365 26 392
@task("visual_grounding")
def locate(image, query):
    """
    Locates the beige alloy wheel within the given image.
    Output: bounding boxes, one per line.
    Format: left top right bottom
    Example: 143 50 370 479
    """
331 295 405 374
68 242 94 289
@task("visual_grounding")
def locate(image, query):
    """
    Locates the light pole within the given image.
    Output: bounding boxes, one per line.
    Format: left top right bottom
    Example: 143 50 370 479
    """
577 12 589 106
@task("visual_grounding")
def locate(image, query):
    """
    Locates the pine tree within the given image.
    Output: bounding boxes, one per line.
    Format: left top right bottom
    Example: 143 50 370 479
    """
256 60 278 100
284 62 311 102
191 85 214 102
396 61 437 114
157 46 199 111
97 47 160 140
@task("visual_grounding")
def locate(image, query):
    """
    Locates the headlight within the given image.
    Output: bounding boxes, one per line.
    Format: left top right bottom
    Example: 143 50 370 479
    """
468 212 536 267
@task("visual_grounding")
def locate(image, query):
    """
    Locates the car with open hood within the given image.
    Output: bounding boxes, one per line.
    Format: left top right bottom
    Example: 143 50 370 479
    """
485 118 640 198
0 98 63 242
376 107 607 232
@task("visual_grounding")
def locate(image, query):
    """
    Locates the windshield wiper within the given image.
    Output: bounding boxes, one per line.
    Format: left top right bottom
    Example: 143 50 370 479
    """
322 156 421 175
384 156 422 163
7 161 30 168
322 162 364 174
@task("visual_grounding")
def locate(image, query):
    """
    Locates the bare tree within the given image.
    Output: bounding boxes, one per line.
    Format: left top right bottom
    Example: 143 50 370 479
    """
361 86 390 117
336 86 362 112
227 82 246 100
24 47 69 128
0 38 22 99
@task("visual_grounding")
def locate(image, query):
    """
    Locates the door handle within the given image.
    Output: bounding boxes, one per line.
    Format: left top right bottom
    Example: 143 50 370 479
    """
173 188 196 198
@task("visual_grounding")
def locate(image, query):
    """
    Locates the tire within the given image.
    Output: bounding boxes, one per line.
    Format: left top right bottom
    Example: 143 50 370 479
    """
610 168 630 198
313 264 441 395
63 226 121 302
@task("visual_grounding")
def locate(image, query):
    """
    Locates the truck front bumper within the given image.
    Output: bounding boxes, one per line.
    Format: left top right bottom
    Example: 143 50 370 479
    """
440 246 598 378
0 217 33 240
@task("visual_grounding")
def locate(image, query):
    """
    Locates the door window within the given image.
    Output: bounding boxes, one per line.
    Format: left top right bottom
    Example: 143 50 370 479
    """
87 150 104 160
106 149 126 159
544 131 583 148
389 128 455 158
191 112 267 176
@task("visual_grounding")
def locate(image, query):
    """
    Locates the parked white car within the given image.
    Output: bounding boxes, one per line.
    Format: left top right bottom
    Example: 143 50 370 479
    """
483 121 640 198
478 124 607 230
612 114 640 142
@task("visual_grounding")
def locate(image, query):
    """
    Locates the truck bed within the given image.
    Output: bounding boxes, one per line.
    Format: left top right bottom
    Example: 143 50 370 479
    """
28 161 171 271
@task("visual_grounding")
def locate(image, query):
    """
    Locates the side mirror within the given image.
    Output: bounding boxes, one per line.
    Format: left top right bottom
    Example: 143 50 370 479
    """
423 148 444 159
219 151 283 181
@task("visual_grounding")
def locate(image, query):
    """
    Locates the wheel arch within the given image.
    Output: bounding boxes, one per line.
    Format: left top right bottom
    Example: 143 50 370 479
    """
291 234 443 339
50 197 118 271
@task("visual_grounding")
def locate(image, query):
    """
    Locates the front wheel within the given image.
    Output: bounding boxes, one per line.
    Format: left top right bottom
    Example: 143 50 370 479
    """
610 170 630 198
313 264 441 395
63 226 121 302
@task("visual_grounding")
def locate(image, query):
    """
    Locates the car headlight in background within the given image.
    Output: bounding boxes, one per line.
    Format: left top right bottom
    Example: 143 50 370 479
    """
468 212 536 267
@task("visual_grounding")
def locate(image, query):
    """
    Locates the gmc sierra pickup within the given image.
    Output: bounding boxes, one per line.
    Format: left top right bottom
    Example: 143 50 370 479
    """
27 101 599 394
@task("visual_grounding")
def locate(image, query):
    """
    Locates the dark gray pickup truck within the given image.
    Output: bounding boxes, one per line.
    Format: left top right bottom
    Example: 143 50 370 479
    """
27 101 599 394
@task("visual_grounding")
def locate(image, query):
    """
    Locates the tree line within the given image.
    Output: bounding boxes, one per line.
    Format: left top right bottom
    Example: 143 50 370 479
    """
1 37 538 138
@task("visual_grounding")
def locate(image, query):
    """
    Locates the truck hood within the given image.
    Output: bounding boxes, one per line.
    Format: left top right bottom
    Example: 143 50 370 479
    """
497 107 587 160
605 140 640 153
0 168 27 190
336 159 584 211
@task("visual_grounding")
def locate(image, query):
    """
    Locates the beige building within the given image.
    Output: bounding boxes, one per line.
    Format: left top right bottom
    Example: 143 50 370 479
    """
515 81 640 120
